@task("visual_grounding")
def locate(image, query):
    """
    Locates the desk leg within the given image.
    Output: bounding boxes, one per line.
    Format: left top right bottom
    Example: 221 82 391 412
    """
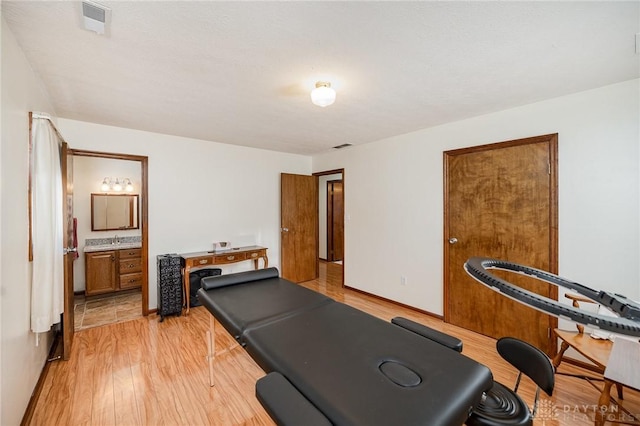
595 379 614 426
183 265 191 315
206 315 215 387
252 255 269 270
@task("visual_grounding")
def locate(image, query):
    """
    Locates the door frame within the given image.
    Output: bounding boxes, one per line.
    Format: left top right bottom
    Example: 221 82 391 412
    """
443 135 558 349
313 169 345 286
72 149 150 316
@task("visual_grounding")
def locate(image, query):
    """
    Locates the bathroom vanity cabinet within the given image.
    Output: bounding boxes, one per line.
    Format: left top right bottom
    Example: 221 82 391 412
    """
85 247 142 296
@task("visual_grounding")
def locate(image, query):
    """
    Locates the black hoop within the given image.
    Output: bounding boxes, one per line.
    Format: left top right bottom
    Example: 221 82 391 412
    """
464 257 640 337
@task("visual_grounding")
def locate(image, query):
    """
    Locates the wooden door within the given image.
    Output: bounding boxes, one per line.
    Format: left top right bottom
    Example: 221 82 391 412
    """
281 173 318 282
444 134 558 354
61 142 75 360
327 180 344 261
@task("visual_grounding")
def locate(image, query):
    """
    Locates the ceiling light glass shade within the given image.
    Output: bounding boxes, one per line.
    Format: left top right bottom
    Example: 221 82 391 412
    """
311 82 336 107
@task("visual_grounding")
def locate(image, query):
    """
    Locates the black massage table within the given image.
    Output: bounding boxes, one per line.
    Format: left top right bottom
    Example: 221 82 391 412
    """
197 267 493 426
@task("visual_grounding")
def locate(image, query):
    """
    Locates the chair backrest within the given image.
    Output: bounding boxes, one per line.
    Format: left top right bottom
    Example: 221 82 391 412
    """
496 337 555 396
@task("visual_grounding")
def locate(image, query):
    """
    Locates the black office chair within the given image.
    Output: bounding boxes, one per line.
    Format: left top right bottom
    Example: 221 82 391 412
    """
466 337 555 426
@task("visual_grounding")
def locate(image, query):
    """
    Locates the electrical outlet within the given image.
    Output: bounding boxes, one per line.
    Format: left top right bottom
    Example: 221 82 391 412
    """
400 276 407 286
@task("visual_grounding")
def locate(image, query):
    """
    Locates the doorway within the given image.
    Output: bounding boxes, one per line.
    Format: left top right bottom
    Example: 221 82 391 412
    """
279 169 345 286
443 134 558 354
71 150 149 328
315 169 344 284
318 173 344 263
326 180 344 262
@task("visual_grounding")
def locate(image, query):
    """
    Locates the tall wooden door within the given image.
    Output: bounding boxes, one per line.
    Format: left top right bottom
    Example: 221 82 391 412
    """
444 134 558 354
327 180 344 262
61 142 75 360
281 173 318 282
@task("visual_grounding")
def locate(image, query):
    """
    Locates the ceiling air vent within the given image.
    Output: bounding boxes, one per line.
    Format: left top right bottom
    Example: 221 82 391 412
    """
333 143 352 149
82 1 110 35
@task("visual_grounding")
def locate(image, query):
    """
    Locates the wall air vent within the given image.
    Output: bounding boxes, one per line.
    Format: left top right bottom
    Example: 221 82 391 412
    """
333 143 352 149
82 1 110 35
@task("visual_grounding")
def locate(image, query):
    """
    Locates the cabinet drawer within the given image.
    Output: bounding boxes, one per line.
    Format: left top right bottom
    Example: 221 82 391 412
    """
119 272 142 289
119 258 142 273
119 248 141 259
213 252 246 264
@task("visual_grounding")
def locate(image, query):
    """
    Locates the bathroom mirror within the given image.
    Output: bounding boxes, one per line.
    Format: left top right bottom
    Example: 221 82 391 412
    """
91 193 139 231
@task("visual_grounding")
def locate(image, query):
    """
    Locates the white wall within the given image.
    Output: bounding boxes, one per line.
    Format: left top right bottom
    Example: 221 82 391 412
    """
1 19 57 426
73 156 142 291
318 173 342 259
313 79 640 316
57 119 311 309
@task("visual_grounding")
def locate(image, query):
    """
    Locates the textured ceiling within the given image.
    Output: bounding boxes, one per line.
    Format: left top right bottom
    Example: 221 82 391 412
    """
3 1 639 155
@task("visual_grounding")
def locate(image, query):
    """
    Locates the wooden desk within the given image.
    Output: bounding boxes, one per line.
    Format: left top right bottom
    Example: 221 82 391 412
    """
180 246 268 314
597 338 640 426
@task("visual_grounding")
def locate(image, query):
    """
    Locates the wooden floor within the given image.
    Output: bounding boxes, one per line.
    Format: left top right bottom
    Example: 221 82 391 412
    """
30 262 640 425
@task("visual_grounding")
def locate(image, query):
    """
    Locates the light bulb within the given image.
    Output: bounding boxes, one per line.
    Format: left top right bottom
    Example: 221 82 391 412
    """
113 178 122 191
101 178 110 192
125 179 134 192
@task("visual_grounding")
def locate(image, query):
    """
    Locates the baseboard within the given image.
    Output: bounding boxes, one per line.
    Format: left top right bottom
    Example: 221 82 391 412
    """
344 285 444 320
21 331 61 426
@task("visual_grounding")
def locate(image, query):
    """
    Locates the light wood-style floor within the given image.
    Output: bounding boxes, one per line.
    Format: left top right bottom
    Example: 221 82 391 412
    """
30 262 640 425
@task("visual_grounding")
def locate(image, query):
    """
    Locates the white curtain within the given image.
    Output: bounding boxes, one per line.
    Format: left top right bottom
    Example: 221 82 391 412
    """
30 116 64 333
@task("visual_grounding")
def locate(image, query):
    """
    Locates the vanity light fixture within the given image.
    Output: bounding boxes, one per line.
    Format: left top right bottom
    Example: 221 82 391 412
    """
100 177 110 192
311 81 336 107
124 178 134 192
100 177 134 192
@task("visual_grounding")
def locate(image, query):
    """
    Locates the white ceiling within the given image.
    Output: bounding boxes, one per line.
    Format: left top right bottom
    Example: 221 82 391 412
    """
3 1 639 155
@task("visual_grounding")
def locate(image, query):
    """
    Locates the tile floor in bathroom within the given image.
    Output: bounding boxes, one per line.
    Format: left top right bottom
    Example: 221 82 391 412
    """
74 290 143 331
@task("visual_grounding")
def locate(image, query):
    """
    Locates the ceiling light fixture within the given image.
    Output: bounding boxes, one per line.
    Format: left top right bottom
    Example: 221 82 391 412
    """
311 82 336 107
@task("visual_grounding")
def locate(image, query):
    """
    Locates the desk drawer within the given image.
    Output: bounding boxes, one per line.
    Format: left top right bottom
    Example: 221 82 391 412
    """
120 272 143 289
214 252 246 264
190 256 214 267
247 250 265 260
119 258 142 273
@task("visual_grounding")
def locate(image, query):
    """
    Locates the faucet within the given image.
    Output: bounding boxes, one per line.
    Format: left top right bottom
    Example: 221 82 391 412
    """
114 234 120 245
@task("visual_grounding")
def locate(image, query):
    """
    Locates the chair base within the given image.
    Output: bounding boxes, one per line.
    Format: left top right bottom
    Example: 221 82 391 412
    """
466 381 532 426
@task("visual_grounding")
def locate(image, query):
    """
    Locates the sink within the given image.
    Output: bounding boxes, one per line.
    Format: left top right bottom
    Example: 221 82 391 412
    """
84 242 142 252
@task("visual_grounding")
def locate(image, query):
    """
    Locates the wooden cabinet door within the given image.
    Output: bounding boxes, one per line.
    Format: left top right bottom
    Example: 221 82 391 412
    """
85 251 117 295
